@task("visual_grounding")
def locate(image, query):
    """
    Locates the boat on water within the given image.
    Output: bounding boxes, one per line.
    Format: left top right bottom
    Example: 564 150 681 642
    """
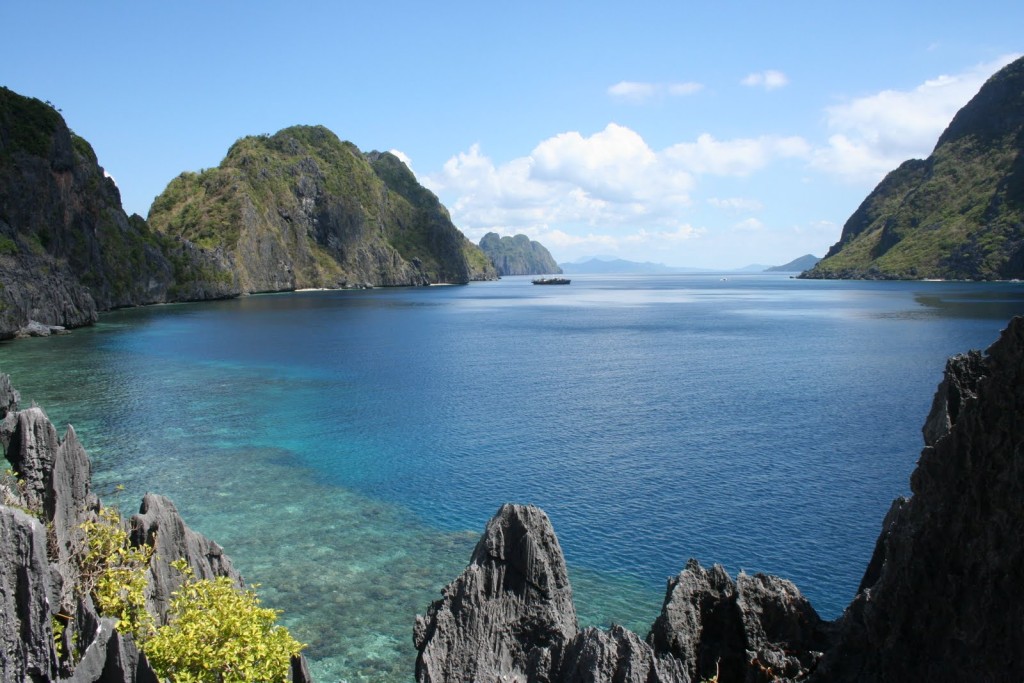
532 277 571 285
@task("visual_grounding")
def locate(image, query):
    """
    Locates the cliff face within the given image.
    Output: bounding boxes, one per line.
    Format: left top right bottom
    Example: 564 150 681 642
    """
0 375 310 682
0 87 495 340
0 87 235 339
803 56 1024 280
478 232 562 276
148 126 496 291
417 316 1024 682
811 315 1024 681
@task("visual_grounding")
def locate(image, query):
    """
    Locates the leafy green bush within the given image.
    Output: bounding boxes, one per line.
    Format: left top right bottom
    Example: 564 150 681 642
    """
145 560 304 683
79 507 154 640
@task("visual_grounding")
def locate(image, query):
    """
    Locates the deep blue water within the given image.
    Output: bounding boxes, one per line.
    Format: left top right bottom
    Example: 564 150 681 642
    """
2 273 1023 682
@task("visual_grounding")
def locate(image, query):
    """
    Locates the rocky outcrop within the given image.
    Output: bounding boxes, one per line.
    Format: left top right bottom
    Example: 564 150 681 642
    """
129 493 242 624
0 506 55 681
810 315 1024 682
148 126 496 291
415 505 822 683
802 56 1024 280
558 626 686 683
479 232 562 276
0 377 310 682
414 504 578 682
648 561 829 683
417 316 1024 682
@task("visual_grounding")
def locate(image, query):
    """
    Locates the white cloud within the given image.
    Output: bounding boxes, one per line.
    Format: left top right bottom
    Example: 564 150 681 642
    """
741 70 789 90
734 217 764 231
708 197 764 212
812 53 1022 182
422 123 821 266
608 81 657 102
530 124 692 203
667 82 704 96
665 133 810 176
608 80 703 103
425 124 701 241
622 225 703 243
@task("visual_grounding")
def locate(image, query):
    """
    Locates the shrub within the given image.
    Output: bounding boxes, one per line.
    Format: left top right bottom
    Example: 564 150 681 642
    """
145 560 304 683
0 236 17 255
79 507 154 640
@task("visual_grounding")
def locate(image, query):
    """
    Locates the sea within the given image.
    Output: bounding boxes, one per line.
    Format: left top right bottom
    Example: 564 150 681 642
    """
1 273 1022 682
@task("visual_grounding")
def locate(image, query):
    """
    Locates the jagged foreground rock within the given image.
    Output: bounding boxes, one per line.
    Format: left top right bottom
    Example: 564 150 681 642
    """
0 378 310 682
811 314 1024 681
416 316 1024 682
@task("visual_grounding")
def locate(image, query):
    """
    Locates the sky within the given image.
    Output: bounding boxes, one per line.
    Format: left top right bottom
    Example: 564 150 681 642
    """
2 2 1022 269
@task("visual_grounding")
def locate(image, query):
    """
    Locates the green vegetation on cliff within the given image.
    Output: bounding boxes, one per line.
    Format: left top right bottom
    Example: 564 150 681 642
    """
0 86 192 337
478 232 562 276
148 125 496 290
0 87 62 160
804 57 1024 280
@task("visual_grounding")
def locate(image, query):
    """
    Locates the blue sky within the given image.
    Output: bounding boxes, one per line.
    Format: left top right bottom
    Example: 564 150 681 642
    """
2 2 1021 268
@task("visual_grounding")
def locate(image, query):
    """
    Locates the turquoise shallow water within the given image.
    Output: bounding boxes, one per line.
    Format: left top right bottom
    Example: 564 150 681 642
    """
2 273 1023 681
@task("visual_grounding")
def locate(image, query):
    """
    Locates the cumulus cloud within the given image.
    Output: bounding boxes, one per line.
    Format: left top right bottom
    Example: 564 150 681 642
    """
667 82 704 96
422 123 819 263
812 53 1021 182
426 124 698 239
733 217 764 231
622 225 704 243
708 197 764 212
741 70 789 90
608 80 703 103
665 134 810 176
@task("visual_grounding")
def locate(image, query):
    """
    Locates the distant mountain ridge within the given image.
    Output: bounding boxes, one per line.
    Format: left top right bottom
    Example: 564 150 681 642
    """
803 56 1024 280
560 256 818 274
560 258 707 274
766 254 820 272
478 233 561 275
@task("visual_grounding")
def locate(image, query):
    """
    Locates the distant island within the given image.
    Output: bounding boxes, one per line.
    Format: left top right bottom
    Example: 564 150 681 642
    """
559 256 820 274
803 55 1024 280
765 254 821 272
478 232 561 276
559 258 708 274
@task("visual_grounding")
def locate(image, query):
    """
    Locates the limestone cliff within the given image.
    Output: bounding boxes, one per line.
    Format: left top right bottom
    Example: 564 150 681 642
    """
803 56 1024 280
0 86 235 339
0 376 310 682
479 232 562 276
417 316 1024 682
810 315 1024 681
147 126 496 290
